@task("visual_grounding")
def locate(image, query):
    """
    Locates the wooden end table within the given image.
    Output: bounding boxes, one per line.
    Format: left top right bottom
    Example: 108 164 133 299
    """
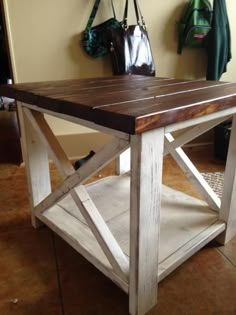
1 76 236 315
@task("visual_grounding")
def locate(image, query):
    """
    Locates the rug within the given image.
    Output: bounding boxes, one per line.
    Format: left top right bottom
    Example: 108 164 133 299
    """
201 172 224 198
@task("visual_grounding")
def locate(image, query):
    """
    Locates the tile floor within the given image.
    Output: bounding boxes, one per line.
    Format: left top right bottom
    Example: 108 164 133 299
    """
0 147 236 315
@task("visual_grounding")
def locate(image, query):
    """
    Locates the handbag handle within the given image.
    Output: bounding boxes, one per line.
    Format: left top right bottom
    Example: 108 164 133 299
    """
85 0 117 32
123 0 146 30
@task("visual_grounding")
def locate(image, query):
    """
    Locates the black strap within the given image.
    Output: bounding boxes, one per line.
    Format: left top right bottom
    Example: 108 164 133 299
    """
136 1 146 29
123 0 129 29
133 0 140 24
111 0 116 19
85 0 116 32
123 0 146 29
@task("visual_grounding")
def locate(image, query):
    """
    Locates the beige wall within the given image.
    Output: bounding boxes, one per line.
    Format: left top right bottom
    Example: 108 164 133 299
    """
3 0 236 155
4 0 235 82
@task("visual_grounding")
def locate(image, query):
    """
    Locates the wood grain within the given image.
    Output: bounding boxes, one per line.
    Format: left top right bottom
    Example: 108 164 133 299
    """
71 186 129 282
23 108 75 178
17 103 51 227
129 128 164 315
219 115 236 244
1 76 236 134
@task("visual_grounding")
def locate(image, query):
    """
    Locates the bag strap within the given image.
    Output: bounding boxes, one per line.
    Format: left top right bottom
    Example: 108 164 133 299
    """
123 0 146 30
85 0 100 32
135 0 147 29
111 0 117 19
85 0 116 32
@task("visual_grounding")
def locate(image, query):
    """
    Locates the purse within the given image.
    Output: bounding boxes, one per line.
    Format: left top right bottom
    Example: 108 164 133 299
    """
110 0 156 76
82 0 121 58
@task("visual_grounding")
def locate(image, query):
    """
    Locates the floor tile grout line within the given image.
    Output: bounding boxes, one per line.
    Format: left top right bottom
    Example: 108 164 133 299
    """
51 230 65 315
216 247 236 269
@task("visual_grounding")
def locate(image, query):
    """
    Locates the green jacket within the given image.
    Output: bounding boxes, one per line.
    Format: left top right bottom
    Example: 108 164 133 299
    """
206 0 231 80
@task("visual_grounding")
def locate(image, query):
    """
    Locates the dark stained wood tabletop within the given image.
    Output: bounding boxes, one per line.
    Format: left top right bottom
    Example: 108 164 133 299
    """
1 75 236 134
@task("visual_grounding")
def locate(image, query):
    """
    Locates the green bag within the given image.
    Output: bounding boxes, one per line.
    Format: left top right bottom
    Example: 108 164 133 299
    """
177 0 213 54
82 0 121 58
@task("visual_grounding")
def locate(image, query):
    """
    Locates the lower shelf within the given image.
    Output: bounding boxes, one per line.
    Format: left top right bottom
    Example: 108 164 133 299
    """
38 174 225 293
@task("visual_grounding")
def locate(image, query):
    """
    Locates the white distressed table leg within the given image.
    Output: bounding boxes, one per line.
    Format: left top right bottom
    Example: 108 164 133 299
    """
18 103 51 228
219 115 236 244
116 148 131 175
129 128 164 315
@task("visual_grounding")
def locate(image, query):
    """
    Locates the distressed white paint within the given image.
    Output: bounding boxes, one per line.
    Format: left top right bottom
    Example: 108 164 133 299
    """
39 205 128 293
18 103 51 227
71 186 129 282
219 115 236 244
129 129 164 315
20 102 130 141
23 107 75 178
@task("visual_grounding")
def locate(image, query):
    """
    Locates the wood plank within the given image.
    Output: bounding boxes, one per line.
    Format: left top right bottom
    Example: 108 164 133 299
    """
17 103 51 227
38 174 222 292
96 82 236 113
0 76 173 100
71 186 129 282
219 115 236 244
95 83 236 133
129 129 164 315
14 75 163 91
1 77 236 135
165 107 236 133
19 103 130 141
158 221 225 281
38 204 128 293
59 174 130 224
36 79 189 100
0 77 224 101
13 80 229 112
45 83 236 134
21 78 179 98
57 81 229 107
23 107 75 178
57 176 220 265
165 133 220 211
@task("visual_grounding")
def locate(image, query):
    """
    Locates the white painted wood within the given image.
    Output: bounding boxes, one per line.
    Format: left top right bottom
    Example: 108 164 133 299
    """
165 133 221 211
55 175 220 265
158 221 225 281
219 115 236 244
165 107 236 133
18 103 51 227
37 173 222 295
38 205 128 293
116 148 131 175
59 174 130 224
70 186 129 282
163 116 231 156
23 107 75 178
129 129 164 315
35 137 129 215
21 103 130 141
17 98 236 315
